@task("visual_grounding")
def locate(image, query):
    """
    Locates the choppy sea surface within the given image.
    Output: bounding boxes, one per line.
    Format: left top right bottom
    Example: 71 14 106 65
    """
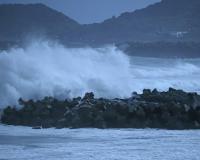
1 43 200 108
0 125 200 160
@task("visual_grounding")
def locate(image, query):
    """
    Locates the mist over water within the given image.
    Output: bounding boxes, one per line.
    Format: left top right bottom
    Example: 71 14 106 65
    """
0 41 200 108
0 41 133 107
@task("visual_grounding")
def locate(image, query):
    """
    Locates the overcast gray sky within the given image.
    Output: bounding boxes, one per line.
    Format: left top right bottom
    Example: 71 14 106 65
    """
0 0 161 24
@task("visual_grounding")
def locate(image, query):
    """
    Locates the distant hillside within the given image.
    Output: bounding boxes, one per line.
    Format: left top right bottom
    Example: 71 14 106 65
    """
0 0 200 45
0 0 199 57
0 4 81 43
81 0 200 44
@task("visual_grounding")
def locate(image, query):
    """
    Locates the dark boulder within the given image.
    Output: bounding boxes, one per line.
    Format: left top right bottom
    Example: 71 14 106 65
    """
1 88 200 130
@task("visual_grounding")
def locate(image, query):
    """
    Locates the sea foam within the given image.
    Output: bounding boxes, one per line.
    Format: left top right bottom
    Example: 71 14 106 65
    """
0 41 200 108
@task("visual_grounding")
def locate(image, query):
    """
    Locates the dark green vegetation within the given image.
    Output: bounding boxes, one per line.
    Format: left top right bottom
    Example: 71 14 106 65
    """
0 4 81 44
81 0 200 44
0 0 200 58
1 88 200 130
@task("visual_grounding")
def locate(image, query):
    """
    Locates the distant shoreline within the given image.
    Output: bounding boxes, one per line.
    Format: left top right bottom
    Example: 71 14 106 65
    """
1 41 200 58
117 41 200 58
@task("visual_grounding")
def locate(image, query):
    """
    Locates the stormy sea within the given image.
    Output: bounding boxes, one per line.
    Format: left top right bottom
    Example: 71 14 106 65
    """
0 42 200 160
0 125 200 160
0 41 200 108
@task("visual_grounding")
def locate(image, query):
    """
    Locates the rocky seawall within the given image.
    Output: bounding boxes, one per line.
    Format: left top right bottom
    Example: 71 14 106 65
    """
1 88 200 130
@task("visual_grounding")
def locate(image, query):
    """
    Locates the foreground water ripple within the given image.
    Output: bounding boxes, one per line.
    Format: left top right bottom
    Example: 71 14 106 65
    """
0 125 200 160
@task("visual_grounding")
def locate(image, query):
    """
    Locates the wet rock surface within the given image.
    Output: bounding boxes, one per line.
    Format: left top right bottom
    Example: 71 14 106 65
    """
1 88 200 130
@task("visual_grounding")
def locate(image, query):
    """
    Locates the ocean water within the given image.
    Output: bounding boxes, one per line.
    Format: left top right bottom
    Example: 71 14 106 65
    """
0 41 200 108
0 125 200 160
1 46 200 159
130 56 200 93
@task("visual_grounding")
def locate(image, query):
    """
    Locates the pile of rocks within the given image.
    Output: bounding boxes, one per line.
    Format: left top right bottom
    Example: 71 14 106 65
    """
1 88 200 129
